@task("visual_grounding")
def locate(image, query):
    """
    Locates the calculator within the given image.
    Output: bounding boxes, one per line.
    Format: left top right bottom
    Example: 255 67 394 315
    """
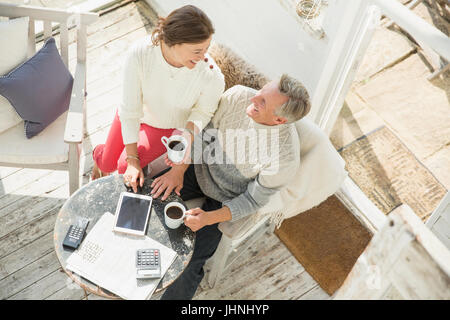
136 249 161 279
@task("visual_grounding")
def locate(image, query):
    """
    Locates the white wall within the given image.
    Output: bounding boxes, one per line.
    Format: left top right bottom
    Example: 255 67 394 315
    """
147 0 354 92
146 0 372 129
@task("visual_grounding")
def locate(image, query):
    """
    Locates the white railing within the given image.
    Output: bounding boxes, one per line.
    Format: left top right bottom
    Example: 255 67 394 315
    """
371 0 450 61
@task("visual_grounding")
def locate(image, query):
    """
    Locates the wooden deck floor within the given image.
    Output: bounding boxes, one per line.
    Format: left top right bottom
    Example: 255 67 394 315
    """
0 0 328 300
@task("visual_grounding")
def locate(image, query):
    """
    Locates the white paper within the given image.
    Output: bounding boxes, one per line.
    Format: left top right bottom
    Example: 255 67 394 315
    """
66 212 177 300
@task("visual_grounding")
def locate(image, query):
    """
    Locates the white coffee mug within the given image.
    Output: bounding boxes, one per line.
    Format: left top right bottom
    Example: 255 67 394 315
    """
161 135 187 163
164 202 186 229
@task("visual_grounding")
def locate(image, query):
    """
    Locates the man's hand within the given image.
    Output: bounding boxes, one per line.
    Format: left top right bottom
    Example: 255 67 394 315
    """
184 206 232 232
151 166 186 201
184 208 212 232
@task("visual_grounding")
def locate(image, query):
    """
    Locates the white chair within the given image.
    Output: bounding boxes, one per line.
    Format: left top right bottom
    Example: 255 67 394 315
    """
0 3 98 195
205 117 347 288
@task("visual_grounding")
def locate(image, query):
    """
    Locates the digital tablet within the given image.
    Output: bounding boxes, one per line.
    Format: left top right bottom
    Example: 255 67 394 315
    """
113 192 153 236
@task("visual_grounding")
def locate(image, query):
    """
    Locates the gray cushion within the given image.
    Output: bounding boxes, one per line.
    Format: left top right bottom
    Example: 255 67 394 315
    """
0 37 73 138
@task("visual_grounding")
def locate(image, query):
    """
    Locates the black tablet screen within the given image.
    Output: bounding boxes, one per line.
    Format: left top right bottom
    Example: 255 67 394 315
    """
116 195 151 231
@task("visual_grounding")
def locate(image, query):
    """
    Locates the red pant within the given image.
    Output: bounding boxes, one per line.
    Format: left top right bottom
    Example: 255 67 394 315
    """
93 111 177 174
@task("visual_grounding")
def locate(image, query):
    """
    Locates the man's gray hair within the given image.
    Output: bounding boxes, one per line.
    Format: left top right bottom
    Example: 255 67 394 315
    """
276 74 311 123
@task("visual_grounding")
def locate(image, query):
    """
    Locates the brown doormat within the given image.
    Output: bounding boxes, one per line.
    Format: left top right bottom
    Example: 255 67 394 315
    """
338 126 447 222
275 195 372 296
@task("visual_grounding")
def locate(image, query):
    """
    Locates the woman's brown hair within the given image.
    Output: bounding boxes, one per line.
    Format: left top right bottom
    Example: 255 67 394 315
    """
151 5 214 47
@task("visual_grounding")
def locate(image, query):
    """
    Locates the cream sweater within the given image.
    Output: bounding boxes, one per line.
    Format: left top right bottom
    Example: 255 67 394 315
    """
118 38 225 145
193 85 300 221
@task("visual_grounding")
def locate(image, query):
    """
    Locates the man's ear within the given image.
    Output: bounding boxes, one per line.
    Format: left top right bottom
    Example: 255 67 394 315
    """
275 117 288 125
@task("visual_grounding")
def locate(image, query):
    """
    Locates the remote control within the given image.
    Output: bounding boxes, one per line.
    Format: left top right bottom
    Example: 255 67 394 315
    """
62 218 90 250
136 249 161 279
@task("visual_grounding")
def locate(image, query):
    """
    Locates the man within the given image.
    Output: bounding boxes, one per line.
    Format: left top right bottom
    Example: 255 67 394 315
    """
150 74 311 299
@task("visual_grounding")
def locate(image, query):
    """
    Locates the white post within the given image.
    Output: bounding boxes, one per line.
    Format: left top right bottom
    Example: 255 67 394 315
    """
308 1 380 135
370 0 450 61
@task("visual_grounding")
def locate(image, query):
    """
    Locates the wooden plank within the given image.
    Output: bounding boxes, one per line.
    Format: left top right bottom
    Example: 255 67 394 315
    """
0 169 52 198
0 170 66 214
426 191 450 250
80 121 111 158
200 230 282 292
263 268 324 300
244 260 312 299
431 217 450 250
57 1 144 52
85 84 120 125
9 268 75 300
382 285 404 300
67 15 152 84
0 2 98 24
77 2 154 52
334 204 450 299
43 20 52 40
0 205 62 259
0 167 22 179
64 62 86 143
0 179 80 278
197 231 327 300
28 18 36 57
84 293 110 300
0 231 54 281
33 1 140 54
66 4 152 65
59 21 69 67
68 143 80 195
397 205 450 277
0 251 60 299
387 239 450 299
0 194 41 219
297 285 331 300
224 221 272 268
86 67 122 102
198 232 317 299
76 25 87 62
218 235 287 280
0 197 66 239
45 285 88 300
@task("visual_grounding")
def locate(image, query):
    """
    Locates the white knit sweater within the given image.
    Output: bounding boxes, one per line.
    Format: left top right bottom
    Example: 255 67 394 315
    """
118 38 225 145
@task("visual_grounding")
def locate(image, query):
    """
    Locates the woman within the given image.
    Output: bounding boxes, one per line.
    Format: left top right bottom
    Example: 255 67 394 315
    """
91 5 225 193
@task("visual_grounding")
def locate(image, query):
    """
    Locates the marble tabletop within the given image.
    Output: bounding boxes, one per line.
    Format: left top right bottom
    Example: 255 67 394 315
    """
53 174 195 299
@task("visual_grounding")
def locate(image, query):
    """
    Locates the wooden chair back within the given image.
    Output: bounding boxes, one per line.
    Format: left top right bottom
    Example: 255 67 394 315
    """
0 3 97 66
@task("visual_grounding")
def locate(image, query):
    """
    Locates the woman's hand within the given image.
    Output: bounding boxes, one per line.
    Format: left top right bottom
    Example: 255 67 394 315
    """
164 154 175 167
184 208 212 232
150 166 185 201
123 159 144 193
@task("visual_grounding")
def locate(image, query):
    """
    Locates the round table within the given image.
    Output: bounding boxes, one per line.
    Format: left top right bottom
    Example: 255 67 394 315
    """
54 174 195 299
